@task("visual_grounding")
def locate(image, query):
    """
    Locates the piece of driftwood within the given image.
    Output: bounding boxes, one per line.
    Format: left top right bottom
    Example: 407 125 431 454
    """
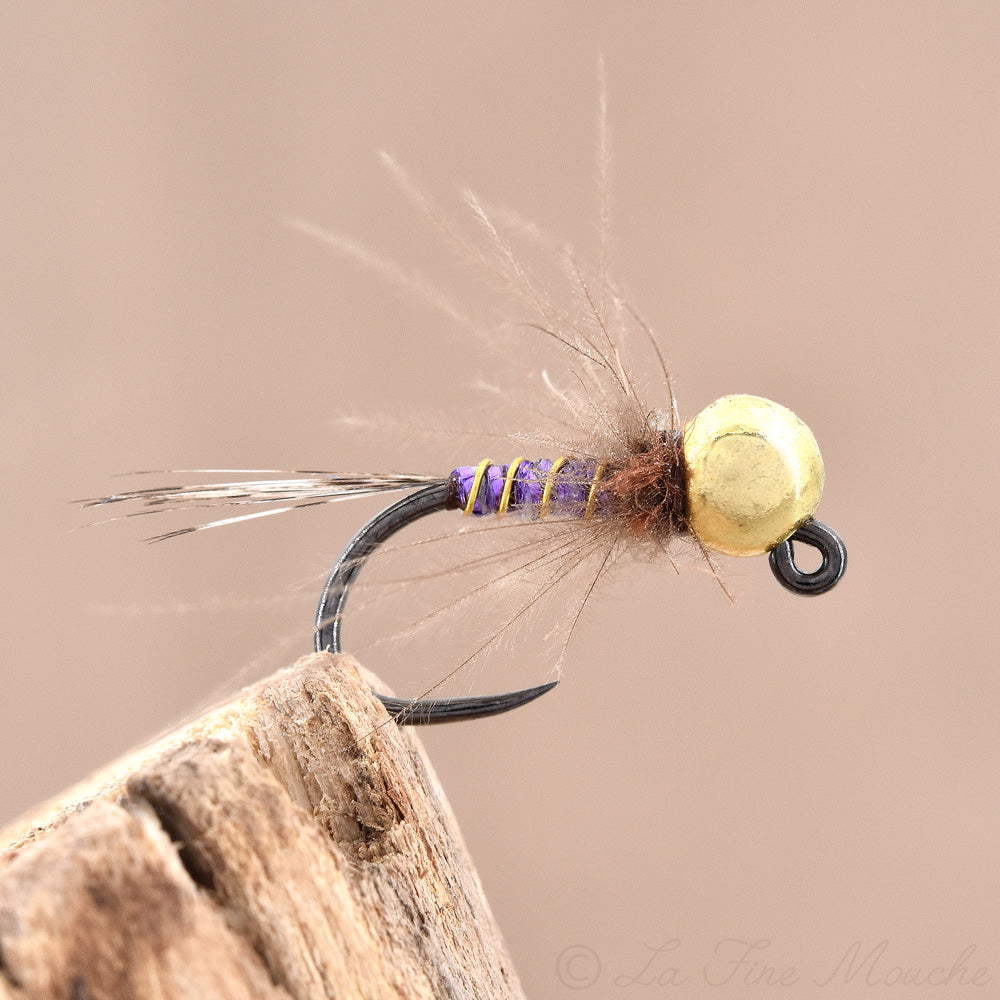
0 653 525 1000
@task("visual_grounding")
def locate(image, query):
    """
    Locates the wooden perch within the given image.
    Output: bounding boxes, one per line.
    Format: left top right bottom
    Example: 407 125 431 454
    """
0 653 525 1000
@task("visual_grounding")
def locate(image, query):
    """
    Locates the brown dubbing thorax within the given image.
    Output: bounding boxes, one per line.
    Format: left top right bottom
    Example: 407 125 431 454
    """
599 431 688 540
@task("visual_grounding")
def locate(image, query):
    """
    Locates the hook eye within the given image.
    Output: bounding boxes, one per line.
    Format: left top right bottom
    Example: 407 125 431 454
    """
768 518 847 596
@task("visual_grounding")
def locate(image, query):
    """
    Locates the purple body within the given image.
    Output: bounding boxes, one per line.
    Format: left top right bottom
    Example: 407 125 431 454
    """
452 459 600 517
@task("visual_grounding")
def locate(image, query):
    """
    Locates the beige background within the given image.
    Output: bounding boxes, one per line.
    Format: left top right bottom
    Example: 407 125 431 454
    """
4 3 999 996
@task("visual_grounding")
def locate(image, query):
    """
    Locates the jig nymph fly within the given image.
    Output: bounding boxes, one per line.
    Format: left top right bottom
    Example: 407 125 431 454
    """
88 97 846 726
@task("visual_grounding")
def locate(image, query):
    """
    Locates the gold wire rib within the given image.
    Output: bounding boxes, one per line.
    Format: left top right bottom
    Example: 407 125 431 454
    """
498 457 526 515
539 456 570 518
462 459 492 516
584 463 605 519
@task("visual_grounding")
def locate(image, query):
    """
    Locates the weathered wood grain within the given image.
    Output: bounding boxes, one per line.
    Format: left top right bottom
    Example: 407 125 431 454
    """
0 653 524 1000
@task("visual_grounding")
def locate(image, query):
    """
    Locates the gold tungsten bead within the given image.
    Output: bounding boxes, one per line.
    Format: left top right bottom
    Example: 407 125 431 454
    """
683 395 825 557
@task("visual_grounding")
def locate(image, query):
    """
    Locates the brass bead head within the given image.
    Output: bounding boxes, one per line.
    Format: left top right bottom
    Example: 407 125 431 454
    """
682 395 825 557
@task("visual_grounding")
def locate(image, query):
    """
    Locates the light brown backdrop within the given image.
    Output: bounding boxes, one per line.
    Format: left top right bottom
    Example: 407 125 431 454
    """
4 4 999 996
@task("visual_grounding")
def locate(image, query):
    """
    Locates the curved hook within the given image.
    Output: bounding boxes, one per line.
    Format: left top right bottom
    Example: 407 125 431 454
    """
314 481 557 725
768 517 847 596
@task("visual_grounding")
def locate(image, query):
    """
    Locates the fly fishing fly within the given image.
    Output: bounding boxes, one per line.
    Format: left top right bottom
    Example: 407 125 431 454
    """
88 88 846 725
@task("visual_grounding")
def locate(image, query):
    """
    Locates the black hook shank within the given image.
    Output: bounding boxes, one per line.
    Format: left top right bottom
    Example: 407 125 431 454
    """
314 481 557 725
317 481 845 724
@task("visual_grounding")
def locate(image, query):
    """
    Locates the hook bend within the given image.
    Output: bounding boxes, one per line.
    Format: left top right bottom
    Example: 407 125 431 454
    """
314 480 558 725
